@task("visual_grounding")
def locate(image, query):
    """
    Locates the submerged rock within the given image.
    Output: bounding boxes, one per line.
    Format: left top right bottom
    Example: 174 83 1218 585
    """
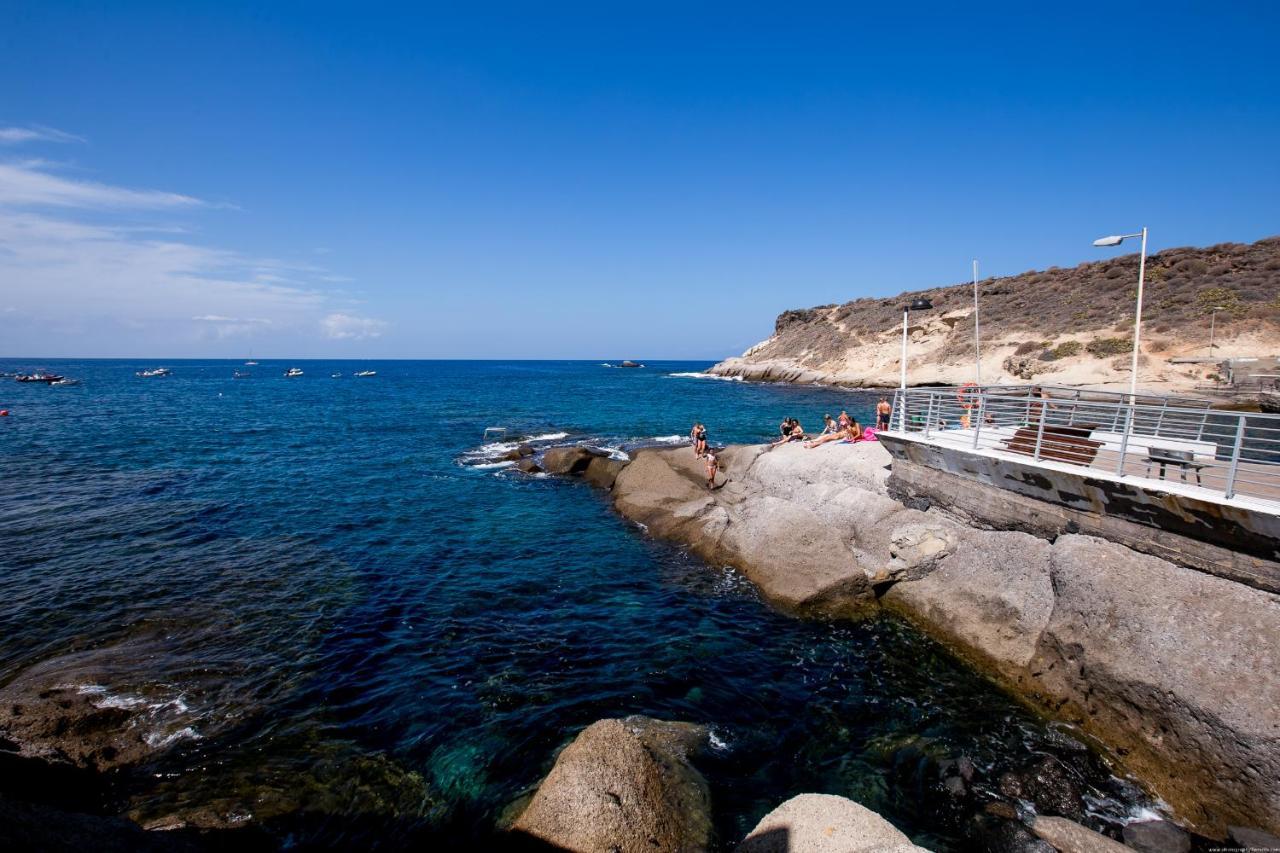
737 793 928 852
996 756 1085 821
510 716 711 853
1229 825 1280 850
1121 819 1190 853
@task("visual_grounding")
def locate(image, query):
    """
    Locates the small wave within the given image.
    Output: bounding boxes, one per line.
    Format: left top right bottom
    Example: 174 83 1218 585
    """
667 372 743 382
649 435 688 445
708 729 730 752
145 726 201 748
471 461 515 470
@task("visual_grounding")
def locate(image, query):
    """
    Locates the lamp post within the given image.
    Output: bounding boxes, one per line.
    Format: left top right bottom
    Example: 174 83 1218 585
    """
899 297 935 390
972 260 981 386
1092 227 1148 399
1208 305 1226 358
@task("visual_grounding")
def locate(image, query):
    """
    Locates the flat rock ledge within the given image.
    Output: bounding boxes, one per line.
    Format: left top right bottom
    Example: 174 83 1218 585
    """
738 793 928 852
509 716 712 853
570 441 1280 839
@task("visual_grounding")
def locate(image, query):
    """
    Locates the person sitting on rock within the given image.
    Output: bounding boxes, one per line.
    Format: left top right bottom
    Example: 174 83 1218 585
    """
704 450 720 488
818 414 837 436
770 418 804 447
805 417 861 448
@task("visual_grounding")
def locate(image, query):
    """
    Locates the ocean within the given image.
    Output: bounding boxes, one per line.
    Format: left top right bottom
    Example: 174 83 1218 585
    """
0 359 1154 849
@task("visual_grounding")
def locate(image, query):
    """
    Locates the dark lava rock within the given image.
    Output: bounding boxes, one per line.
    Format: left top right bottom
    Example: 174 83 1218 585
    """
984 801 1019 821
514 458 542 474
1229 825 1280 850
502 444 535 461
619 360 642 368
0 795 204 852
1122 819 1190 853
997 755 1085 821
509 716 710 853
583 456 626 490
540 446 605 475
970 813 1056 853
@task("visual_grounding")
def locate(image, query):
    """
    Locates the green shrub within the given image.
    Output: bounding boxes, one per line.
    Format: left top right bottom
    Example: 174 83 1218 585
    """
1042 340 1083 360
1086 337 1134 357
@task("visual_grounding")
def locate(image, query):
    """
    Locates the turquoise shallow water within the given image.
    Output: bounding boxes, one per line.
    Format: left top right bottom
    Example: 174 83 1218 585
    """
0 360 1154 849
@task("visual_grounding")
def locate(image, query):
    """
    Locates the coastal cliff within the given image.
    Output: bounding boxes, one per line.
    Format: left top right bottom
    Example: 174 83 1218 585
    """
710 236 1280 391
603 442 1280 839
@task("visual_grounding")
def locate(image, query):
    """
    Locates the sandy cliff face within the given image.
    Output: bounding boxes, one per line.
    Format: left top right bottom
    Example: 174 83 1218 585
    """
711 236 1280 392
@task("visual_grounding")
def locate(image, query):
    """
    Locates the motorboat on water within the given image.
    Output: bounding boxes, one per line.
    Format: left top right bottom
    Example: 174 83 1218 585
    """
244 360 258 366
354 370 377 377
51 377 81 386
136 367 172 378
233 370 251 379
331 372 343 378
284 367 304 377
16 371 64 383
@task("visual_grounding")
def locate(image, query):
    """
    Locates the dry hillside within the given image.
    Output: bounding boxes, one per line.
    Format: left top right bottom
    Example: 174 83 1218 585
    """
710 236 1280 391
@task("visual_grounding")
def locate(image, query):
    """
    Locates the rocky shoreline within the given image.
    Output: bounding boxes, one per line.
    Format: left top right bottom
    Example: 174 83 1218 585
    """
568 440 1280 844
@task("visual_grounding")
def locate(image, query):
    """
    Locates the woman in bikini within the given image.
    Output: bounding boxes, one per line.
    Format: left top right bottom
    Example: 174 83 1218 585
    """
805 417 862 448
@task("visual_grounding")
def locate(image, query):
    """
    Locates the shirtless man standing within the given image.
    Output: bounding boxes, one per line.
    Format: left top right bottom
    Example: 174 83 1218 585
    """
876 397 892 431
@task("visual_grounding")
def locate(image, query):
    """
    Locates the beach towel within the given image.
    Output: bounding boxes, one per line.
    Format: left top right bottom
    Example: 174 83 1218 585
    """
860 427 878 442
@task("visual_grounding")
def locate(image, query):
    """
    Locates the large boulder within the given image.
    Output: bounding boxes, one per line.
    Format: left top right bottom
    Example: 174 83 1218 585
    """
541 446 606 475
583 456 627 490
510 716 711 853
882 529 1054 674
737 793 928 852
1029 816 1129 853
1031 534 1280 834
1121 820 1191 853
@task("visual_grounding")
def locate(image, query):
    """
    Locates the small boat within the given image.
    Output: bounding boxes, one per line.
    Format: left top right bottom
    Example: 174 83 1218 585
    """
51 378 81 386
284 367 304 378
16 371 64 383
331 372 343 378
136 367 172 378
354 370 377 377
244 360 258 366
233 370 251 379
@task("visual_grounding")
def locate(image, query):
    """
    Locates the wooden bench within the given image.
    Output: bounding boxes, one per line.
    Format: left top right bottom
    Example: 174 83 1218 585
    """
1003 423 1103 466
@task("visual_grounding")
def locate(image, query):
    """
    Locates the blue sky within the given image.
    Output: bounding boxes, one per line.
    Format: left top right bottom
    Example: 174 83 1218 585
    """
1 2 1278 359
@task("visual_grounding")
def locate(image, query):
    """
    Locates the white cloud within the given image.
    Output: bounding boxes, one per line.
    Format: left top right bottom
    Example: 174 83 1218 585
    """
0 125 85 145
321 312 387 340
0 160 203 209
0 139 387 353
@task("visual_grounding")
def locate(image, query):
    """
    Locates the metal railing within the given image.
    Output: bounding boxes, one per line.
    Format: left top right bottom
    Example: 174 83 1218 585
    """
887 385 1280 504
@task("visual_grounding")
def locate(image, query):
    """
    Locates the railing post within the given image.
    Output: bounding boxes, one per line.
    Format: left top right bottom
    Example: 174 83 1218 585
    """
1115 404 1133 475
972 393 985 449
1224 415 1247 499
1032 410 1047 461
1154 399 1168 437
924 392 935 438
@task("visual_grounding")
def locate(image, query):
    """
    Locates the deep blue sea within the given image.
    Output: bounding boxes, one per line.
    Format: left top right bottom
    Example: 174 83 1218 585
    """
0 360 1156 849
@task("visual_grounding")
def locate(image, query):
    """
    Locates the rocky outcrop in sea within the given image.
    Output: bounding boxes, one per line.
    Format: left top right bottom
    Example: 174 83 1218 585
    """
565 440 1280 842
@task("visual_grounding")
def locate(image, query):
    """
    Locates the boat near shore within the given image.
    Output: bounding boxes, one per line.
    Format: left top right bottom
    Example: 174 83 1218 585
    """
284 367 304 377
136 367 171 378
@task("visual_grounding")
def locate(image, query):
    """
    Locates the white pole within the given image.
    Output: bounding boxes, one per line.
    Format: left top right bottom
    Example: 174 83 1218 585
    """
900 308 909 390
1128 226 1148 400
972 259 981 386
1208 309 1217 358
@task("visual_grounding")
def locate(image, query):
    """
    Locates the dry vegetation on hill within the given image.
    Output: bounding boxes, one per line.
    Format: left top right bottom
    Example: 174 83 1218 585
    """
712 236 1280 390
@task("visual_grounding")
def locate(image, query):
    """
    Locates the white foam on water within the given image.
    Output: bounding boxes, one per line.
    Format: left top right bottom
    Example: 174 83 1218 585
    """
649 435 688 445
471 461 515 470
667 372 743 382
585 445 630 461
708 729 730 752
145 726 201 748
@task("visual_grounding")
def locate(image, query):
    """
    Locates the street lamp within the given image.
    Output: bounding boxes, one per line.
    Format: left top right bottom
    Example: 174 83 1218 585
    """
900 297 935 391
1208 305 1226 358
1092 227 1148 399
972 260 981 386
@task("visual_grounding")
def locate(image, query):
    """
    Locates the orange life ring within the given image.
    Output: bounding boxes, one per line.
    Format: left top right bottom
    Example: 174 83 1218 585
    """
956 383 980 410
